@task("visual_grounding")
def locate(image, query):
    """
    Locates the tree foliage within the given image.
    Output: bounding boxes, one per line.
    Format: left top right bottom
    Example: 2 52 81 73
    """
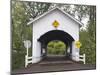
47 40 66 55
80 6 96 64
12 1 51 69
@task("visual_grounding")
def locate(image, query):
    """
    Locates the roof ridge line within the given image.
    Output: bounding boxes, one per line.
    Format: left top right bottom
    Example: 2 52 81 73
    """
27 7 83 27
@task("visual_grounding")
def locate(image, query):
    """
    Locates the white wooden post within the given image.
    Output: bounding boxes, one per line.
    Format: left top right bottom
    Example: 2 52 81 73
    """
25 55 28 67
79 54 86 64
83 54 86 64
27 43 29 56
24 40 31 67
25 43 29 67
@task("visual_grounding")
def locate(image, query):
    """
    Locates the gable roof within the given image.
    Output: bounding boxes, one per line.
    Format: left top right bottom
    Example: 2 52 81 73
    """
27 7 83 27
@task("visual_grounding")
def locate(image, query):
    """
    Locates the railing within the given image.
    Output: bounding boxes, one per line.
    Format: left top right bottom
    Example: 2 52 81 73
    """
25 55 32 67
79 54 86 64
25 54 86 67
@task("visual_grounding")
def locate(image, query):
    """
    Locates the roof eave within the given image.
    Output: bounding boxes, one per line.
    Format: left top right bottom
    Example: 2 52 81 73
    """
27 7 84 27
27 7 58 25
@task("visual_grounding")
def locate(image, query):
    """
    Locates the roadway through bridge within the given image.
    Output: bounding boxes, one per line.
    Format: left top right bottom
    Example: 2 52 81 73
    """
12 55 96 74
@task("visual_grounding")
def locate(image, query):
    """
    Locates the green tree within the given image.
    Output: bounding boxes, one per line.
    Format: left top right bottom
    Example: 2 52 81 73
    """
47 40 66 55
12 1 51 69
80 6 96 64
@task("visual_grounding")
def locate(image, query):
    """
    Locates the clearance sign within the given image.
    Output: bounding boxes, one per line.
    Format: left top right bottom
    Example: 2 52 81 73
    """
75 41 82 48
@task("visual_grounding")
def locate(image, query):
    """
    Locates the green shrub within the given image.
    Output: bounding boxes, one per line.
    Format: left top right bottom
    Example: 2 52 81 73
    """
47 40 66 55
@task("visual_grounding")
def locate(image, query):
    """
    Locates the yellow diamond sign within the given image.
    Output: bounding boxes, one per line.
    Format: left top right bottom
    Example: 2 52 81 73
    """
75 41 82 48
52 20 59 28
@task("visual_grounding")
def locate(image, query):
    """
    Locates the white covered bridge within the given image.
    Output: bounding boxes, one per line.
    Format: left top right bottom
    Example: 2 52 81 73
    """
25 7 85 67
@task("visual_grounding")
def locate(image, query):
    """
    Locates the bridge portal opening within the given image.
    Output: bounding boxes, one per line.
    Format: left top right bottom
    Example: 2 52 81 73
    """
38 30 74 59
